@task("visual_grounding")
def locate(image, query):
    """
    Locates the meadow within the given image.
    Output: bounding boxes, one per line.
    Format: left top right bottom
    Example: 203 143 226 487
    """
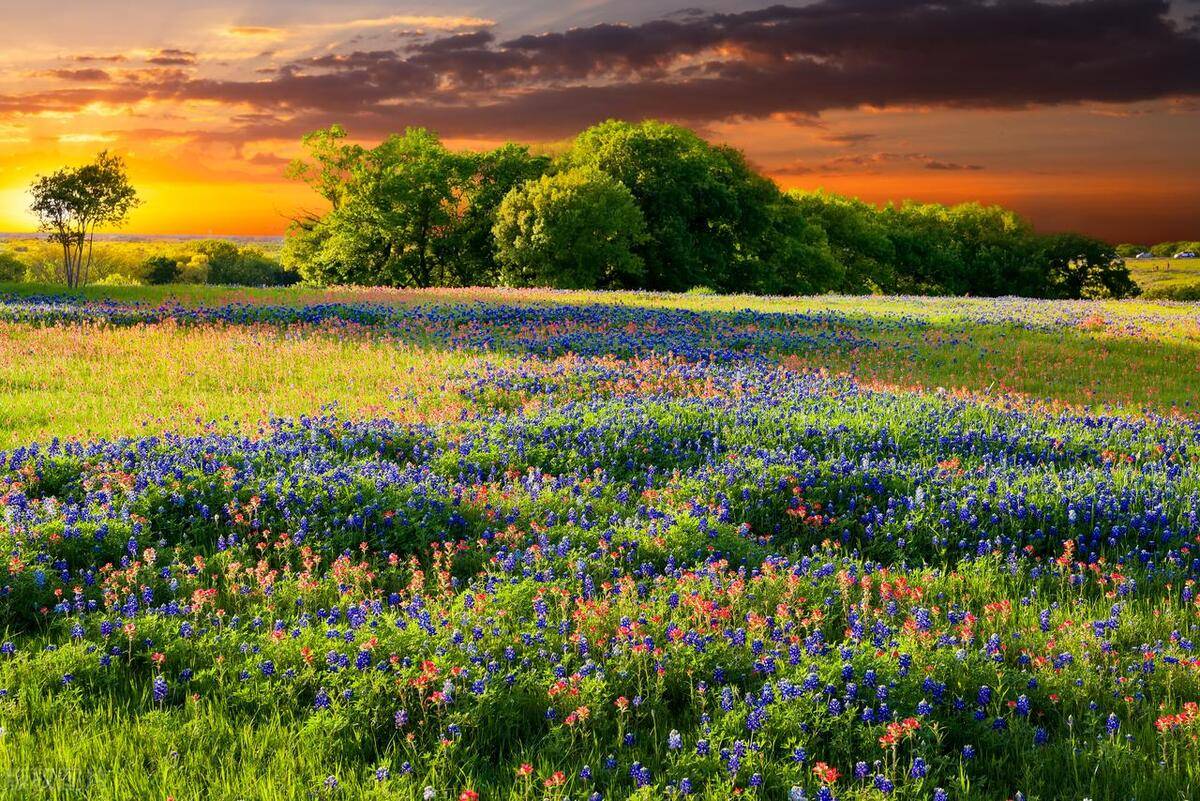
1 284 1199 800
1126 257 1200 300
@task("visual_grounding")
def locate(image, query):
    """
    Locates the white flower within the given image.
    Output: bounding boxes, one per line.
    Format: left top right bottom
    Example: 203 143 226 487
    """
423 787 436 801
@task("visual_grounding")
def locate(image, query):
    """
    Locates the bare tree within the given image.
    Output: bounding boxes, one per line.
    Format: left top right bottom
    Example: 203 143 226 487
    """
29 151 139 288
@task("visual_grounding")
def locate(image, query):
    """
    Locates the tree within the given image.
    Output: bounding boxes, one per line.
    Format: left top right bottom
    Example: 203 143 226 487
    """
561 120 784 293
28 151 139 288
191 240 296 286
753 195 844 295
790 191 897 293
439 144 551 285
492 168 646 289
1039 233 1139 299
0 251 23 282
143 255 178 285
899 202 1043 296
285 124 364 211
284 128 474 287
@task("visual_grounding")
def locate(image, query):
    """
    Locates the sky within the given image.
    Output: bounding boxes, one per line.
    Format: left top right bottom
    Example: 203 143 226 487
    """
0 0 1197 243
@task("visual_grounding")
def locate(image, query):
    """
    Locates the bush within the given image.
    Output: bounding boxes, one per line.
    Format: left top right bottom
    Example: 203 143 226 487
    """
1144 282 1200 301
0 251 23 282
143 255 179 285
198 240 297 286
92 272 142 287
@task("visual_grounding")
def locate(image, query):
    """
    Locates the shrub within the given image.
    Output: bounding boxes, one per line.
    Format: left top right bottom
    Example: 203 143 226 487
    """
0 251 23 282
92 272 142 286
1144 282 1200 301
143 255 179 285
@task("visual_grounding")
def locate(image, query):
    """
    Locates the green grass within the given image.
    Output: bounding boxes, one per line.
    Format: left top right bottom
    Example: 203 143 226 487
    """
0 320 492 447
2 282 1197 448
1 285 1199 800
1126 256 1200 296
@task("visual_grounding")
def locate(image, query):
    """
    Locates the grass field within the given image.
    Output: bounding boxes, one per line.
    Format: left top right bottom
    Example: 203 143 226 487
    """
2 283 1198 446
1126 256 1200 297
1 284 1199 800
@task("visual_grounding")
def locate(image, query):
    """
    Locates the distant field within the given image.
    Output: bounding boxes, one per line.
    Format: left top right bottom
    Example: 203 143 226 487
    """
1125 256 1200 294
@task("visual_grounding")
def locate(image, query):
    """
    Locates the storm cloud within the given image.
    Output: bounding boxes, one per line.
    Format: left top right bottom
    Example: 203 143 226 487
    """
5 0 1199 141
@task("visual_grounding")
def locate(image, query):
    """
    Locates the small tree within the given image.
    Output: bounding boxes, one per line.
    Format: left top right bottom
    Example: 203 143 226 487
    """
29 151 139 288
493 168 646 289
0 251 24 282
143 255 179 285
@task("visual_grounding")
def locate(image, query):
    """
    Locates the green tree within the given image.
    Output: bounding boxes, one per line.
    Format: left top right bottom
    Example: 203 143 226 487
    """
439 144 551 286
1040 233 1139 299
492 167 646 289
142 255 178 285
789 191 897 293
285 128 473 287
285 124 364 211
940 202 1040 296
28 151 140 288
753 195 844 295
192 241 295 286
0 251 24 282
561 120 781 293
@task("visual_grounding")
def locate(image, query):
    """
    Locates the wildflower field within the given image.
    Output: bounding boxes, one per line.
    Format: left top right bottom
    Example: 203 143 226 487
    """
1 286 1199 801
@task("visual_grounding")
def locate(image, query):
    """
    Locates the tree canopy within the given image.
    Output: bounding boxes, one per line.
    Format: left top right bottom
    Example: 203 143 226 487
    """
493 167 646 290
280 120 1140 300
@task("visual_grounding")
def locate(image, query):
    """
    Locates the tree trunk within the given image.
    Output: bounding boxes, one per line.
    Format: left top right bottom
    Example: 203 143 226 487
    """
59 238 72 288
83 222 96 286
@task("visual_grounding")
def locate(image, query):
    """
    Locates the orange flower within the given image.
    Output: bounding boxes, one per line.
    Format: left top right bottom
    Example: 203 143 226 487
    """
813 762 841 784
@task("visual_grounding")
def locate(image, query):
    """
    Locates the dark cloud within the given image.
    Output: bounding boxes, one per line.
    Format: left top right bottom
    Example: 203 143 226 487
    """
820 131 878 146
73 54 128 63
925 160 984 171
8 1 1200 141
245 152 291 167
147 48 196 66
43 68 111 82
776 152 987 175
409 30 495 53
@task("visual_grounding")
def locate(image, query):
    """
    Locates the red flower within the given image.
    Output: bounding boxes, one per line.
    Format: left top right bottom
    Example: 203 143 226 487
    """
813 762 841 784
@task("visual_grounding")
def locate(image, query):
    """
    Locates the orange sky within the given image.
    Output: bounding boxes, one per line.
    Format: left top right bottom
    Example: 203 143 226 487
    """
0 1 1196 243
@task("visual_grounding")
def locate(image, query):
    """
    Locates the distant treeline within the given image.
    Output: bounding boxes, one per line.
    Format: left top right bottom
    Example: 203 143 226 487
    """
1116 242 1200 258
0 238 296 287
283 120 1139 299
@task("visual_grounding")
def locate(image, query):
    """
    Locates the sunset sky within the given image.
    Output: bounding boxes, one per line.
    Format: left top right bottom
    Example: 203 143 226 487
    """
0 0 1197 243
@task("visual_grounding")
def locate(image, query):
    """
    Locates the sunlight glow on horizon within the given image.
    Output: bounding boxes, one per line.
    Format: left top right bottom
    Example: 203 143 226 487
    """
0 1 1195 242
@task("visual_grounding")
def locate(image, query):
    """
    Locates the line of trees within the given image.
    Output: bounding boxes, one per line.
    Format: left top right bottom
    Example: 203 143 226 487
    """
1116 242 1200 257
283 120 1138 299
